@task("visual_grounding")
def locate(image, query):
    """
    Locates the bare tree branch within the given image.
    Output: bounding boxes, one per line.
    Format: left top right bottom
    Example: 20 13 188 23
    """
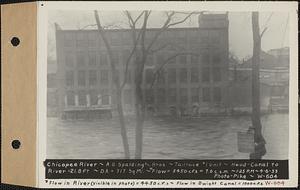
166 11 197 27
94 10 130 158
149 44 171 54
260 12 273 38
260 27 268 37
121 11 148 89
148 42 186 54
79 24 97 30
145 11 201 54
124 11 146 28
149 51 200 89
120 29 142 89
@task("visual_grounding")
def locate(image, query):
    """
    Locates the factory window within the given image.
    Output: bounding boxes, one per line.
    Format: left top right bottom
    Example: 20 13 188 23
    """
78 90 87 106
88 52 97 66
212 53 221 65
191 68 199 83
123 89 132 104
111 51 119 65
168 53 176 64
157 88 166 103
157 69 165 84
65 71 74 87
200 30 209 44
210 30 220 44
76 51 86 67
100 70 109 85
157 53 165 65
88 33 97 47
100 53 108 66
125 70 131 84
191 88 199 103
76 33 88 47
47 92 57 107
271 86 284 96
112 69 120 83
179 88 188 104
201 52 210 65
78 70 86 86
191 55 199 64
122 33 131 45
89 70 97 86
179 55 187 64
168 68 176 84
111 34 120 46
64 33 74 47
168 88 176 104
65 53 74 67
179 68 187 83
212 67 221 82
146 54 154 66
89 89 98 106
66 91 75 106
202 67 210 82
177 36 186 44
111 89 117 105
202 87 211 102
145 89 154 104
101 89 110 105
189 30 198 43
145 69 154 84
47 74 56 88
122 49 131 64
213 87 222 102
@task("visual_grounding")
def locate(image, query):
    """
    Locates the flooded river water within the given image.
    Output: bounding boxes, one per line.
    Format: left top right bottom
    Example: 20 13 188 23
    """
47 113 288 159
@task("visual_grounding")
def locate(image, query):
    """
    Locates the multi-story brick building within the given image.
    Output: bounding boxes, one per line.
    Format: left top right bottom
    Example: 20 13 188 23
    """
54 13 229 118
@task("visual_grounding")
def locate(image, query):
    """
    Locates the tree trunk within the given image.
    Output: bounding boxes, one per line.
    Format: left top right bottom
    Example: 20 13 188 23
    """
250 12 266 159
116 89 130 159
94 11 130 159
134 60 145 159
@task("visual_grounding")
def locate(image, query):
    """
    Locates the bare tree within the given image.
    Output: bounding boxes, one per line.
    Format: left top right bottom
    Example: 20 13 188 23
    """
250 12 266 159
94 11 131 158
94 10 200 159
124 11 200 158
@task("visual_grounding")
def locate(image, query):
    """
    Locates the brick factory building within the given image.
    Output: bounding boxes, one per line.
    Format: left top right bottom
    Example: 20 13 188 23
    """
54 13 229 118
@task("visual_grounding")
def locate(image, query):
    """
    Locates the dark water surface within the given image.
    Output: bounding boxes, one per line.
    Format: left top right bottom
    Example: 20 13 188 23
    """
47 114 288 159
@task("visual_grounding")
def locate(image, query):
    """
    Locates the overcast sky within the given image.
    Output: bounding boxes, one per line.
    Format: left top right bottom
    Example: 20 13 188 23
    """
47 11 289 60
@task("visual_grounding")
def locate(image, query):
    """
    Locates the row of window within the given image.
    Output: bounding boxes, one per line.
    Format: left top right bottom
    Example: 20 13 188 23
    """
65 67 222 87
65 70 132 87
63 30 222 47
145 87 222 104
64 86 222 107
146 67 222 84
65 90 110 106
64 50 222 67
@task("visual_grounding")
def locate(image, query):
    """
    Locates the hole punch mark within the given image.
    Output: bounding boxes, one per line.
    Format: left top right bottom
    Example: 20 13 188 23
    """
12 140 21 149
11 37 20 47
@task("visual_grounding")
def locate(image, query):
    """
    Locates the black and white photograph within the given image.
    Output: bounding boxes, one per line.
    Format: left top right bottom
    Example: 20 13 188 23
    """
46 7 291 161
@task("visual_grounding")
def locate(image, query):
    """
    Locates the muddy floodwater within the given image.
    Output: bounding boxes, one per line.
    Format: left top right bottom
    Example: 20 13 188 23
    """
47 113 288 159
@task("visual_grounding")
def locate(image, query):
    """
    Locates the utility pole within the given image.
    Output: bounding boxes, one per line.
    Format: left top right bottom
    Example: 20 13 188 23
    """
250 12 266 159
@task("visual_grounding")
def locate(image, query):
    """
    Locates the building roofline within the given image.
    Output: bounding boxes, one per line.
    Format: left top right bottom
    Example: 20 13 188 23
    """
55 26 227 33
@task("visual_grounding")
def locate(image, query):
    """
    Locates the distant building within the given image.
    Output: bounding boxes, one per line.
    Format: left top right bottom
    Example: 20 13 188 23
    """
227 48 289 112
47 58 59 116
267 47 289 65
54 13 229 118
